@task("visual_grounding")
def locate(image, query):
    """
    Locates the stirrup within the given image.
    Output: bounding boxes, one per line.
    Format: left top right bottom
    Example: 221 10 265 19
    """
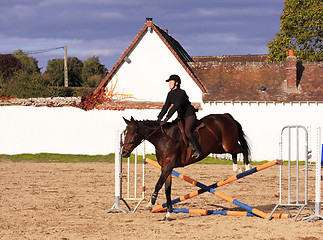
192 150 201 159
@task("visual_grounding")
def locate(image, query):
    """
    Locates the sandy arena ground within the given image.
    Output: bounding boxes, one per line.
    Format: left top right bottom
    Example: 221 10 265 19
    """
0 161 322 240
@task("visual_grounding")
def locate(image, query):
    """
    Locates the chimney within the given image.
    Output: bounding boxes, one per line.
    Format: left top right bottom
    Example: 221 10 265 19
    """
286 50 297 89
146 18 153 32
164 29 168 34
146 18 153 23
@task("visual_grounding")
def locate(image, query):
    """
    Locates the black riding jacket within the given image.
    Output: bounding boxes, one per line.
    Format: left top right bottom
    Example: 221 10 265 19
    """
157 88 196 120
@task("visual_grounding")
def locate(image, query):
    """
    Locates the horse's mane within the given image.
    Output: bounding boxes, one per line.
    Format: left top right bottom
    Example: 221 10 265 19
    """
135 119 180 135
137 119 179 126
138 119 159 124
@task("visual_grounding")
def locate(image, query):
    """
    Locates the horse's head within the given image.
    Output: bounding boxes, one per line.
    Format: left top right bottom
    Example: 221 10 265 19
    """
121 116 141 158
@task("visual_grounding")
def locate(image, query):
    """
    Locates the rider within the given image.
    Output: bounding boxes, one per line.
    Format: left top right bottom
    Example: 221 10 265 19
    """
157 74 203 159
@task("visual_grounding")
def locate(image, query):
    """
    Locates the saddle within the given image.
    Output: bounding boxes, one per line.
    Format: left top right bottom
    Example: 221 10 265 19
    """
177 119 205 149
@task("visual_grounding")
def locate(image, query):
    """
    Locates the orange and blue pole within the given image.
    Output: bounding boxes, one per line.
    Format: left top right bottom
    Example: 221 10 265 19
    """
173 169 269 219
145 158 276 219
156 208 289 218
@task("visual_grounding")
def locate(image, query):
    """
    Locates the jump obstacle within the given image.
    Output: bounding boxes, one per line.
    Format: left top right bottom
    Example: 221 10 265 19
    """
269 125 322 221
149 159 279 212
105 130 146 213
145 158 288 219
303 140 323 221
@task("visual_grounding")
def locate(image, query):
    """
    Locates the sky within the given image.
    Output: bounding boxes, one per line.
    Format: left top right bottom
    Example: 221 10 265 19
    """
0 0 284 72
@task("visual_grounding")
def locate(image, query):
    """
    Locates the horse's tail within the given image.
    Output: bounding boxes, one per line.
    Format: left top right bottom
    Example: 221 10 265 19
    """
225 113 251 159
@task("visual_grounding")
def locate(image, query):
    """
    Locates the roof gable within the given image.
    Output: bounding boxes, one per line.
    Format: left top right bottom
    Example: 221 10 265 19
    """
95 19 205 95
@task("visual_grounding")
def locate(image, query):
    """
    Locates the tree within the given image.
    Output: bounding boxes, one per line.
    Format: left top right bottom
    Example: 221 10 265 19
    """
67 57 83 87
46 58 64 86
1 50 46 98
46 57 83 87
81 56 108 87
13 50 41 74
267 0 322 62
0 54 22 84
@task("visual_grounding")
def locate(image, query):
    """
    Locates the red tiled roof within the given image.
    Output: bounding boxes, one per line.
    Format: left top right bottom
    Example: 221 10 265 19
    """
192 54 267 63
189 59 323 102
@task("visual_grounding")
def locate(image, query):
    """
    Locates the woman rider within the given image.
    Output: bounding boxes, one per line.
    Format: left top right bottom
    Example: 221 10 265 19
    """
157 74 202 159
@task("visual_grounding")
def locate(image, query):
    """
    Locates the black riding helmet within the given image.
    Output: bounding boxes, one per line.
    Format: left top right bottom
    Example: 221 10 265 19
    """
166 74 181 85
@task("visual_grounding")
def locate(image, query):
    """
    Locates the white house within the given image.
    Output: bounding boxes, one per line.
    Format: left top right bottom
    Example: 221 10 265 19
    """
95 18 204 103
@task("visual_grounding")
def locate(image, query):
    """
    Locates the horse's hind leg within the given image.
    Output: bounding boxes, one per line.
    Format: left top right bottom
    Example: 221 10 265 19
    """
232 154 241 172
243 149 251 171
232 148 251 172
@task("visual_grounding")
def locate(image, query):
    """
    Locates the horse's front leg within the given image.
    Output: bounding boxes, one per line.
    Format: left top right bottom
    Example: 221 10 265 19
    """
146 167 172 211
164 174 173 221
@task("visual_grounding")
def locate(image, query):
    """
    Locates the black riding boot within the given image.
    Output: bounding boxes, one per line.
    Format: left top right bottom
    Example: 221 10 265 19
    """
188 135 202 159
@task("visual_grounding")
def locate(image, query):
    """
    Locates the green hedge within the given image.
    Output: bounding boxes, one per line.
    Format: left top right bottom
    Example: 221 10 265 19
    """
0 85 94 98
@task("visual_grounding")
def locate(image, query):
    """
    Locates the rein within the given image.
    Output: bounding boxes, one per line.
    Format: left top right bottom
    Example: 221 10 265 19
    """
122 122 179 147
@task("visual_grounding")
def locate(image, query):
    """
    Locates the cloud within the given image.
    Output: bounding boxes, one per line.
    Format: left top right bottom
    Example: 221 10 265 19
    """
179 31 270 57
0 34 132 70
197 7 281 18
0 1 130 40
69 39 127 58
0 0 284 71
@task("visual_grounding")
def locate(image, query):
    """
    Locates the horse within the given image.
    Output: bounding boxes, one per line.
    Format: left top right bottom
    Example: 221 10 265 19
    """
121 113 251 220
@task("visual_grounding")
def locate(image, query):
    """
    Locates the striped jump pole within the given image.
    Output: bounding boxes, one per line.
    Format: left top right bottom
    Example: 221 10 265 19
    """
156 208 288 218
145 158 271 219
151 159 280 213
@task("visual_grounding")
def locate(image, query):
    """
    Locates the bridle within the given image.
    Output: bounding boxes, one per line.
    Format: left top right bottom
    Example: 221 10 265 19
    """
121 123 161 149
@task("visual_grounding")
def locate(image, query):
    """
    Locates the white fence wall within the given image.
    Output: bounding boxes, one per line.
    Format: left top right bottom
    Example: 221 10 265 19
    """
200 102 323 162
0 106 159 155
1 103 322 161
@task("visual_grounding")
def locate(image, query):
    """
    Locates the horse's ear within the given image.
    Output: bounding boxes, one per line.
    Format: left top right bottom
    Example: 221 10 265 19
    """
130 116 135 122
123 117 130 124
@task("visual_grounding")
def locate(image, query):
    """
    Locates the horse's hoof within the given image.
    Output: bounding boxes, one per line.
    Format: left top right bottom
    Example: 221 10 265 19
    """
233 168 242 173
162 216 174 221
145 203 153 212
160 212 174 221
233 164 239 172
145 206 152 212
245 164 251 171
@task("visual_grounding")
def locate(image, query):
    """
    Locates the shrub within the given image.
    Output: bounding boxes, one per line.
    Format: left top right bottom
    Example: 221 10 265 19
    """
1 71 51 98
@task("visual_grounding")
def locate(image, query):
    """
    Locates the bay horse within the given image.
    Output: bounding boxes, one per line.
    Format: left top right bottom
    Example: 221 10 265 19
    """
121 113 251 220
